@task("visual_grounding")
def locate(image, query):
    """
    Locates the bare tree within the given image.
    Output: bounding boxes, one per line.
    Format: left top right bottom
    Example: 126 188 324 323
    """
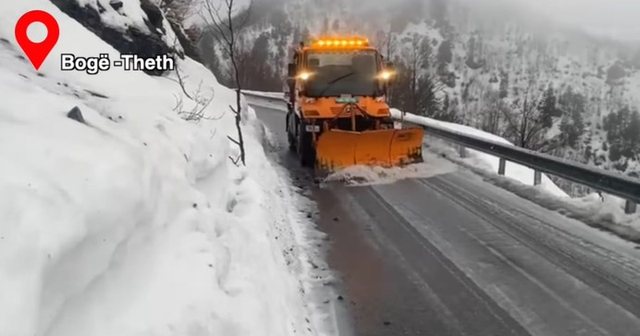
501 84 546 149
375 28 397 60
201 0 252 166
480 90 505 134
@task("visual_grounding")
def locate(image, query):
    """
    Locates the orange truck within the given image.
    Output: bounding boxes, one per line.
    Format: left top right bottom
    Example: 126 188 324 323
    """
285 37 424 174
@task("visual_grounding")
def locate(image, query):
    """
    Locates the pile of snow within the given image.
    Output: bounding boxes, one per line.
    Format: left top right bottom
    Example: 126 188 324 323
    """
324 152 457 186
0 2 319 336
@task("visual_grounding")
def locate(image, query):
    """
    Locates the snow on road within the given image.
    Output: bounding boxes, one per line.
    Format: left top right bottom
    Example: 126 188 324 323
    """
325 152 458 186
0 1 320 336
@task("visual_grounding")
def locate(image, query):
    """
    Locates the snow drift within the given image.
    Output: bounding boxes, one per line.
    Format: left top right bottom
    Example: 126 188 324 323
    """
0 1 317 336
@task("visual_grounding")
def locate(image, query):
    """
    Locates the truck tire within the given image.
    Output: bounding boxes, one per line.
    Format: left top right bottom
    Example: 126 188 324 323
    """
297 120 315 167
286 113 296 151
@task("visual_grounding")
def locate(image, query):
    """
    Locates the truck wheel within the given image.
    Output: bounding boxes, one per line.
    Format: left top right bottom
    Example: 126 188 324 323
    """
297 121 315 167
287 113 296 151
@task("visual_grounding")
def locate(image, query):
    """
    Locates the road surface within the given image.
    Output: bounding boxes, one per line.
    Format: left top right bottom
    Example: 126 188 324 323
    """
249 96 640 336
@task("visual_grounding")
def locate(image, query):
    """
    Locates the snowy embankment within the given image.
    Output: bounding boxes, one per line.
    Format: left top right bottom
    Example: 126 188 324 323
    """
0 2 318 336
391 109 640 241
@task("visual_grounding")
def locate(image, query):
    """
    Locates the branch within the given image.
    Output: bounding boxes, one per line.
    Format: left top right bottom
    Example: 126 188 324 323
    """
227 136 240 146
174 63 193 100
229 155 241 166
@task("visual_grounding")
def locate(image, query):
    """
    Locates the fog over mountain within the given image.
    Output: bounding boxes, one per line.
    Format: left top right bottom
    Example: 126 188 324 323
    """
509 0 640 42
221 0 639 36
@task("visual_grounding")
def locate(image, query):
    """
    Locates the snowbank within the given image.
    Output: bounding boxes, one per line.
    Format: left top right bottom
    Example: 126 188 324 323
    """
242 90 287 101
0 2 316 336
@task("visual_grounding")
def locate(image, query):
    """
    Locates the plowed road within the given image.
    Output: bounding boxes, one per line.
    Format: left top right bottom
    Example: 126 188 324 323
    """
249 95 640 336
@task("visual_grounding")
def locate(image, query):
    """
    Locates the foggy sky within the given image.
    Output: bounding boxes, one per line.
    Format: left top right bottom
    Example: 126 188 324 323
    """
375 0 640 42
460 0 640 42
217 0 640 42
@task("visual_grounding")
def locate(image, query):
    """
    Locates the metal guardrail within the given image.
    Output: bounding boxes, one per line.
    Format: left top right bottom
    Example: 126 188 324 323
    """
417 123 640 214
243 91 640 214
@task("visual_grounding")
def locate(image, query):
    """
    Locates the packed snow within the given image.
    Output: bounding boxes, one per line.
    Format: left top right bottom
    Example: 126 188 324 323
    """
0 1 323 336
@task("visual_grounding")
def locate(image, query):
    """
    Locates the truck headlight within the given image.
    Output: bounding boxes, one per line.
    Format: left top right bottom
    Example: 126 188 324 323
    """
378 70 396 81
297 71 313 81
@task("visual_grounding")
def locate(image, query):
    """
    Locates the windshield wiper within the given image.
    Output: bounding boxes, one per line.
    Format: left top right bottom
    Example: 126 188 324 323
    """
317 72 355 97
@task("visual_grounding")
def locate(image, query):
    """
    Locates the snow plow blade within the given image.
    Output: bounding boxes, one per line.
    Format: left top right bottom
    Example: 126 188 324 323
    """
316 128 424 174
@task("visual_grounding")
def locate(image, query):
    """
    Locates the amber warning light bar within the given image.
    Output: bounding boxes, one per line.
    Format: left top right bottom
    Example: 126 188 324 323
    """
311 37 370 48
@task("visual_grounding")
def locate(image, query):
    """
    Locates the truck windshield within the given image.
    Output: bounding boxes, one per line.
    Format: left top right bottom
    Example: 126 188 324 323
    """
304 51 379 97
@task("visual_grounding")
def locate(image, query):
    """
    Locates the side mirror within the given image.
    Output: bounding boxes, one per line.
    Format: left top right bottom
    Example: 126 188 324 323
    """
287 63 296 78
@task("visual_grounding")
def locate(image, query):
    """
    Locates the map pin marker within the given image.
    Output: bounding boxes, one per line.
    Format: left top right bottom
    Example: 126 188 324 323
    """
15 10 60 70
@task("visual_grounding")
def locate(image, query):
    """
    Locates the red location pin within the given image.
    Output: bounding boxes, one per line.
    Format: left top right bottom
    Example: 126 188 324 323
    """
15 10 60 70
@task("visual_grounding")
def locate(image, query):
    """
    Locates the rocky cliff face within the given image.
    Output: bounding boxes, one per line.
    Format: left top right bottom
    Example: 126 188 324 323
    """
51 0 201 75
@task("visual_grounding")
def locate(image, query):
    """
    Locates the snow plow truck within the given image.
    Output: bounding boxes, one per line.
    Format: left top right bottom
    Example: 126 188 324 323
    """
285 37 424 174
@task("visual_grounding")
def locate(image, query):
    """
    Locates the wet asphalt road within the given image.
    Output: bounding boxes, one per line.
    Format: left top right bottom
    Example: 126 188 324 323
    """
250 97 640 336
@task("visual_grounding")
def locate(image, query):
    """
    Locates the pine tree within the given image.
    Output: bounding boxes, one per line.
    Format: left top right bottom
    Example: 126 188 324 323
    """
437 39 454 87
604 107 640 162
538 85 558 128
499 71 509 99
558 88 586 148
416 74 441 117
437 40 453 68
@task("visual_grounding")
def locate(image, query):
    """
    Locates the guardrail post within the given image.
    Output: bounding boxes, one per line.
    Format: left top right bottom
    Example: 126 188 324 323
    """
625 200 637 214
498 158 506 176
458 145 467 158
534 171 542 186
